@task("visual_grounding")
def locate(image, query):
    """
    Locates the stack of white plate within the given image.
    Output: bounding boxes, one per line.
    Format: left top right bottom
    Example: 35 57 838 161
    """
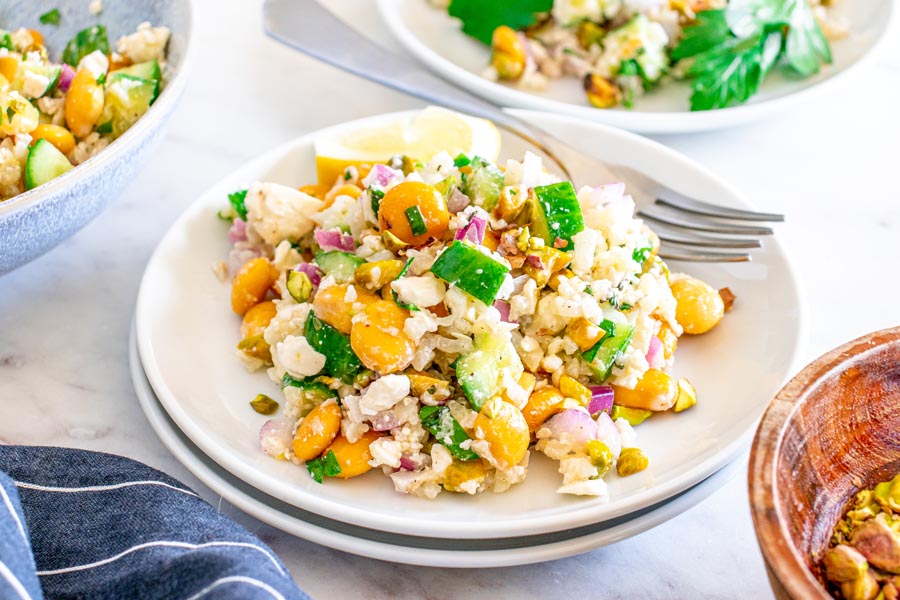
130 110 804 568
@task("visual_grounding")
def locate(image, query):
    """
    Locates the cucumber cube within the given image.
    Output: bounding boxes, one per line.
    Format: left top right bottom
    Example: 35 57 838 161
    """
455 331 523 411
429 241 509 306
583 322 634 383
24 139 73 191
314 251 365 284
97 74 158 139
531 182 585 252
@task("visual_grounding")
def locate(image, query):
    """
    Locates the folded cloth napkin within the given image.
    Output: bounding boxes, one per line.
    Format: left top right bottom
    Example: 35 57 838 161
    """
0 447 308 600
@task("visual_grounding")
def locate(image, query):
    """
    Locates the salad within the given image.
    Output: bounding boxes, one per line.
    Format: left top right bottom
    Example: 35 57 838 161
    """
438 0 846 111
824 473 900 600
220 129 731 499
0 18 169 201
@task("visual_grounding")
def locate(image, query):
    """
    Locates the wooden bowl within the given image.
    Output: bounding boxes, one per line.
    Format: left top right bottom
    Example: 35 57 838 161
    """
749 327 900 599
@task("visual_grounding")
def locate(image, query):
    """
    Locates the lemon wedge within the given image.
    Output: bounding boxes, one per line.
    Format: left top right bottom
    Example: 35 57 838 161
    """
314 107 502 185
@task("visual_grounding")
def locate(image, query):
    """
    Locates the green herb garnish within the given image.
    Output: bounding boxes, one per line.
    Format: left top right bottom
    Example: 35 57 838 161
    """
306 450 342 483
448 0 553 45
228 189 248 220
453 153 471 168
672 0 831 111
40 9 62 26
62 25 110 66
632 245 652 265
420 406 479 461
369 188 384 216
404 205 428 237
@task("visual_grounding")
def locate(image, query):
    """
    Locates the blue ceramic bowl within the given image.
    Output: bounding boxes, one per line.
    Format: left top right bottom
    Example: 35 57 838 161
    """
0 0 192 275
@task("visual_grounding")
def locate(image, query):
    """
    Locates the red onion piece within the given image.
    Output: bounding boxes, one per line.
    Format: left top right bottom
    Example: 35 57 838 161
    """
447 188 470 214
493 300 512 323
587 386 614 415
524 254 543 269
366 163 399 187
646 336 664 369
544 409 598 444
259 418 293 458
58 64 76 92
314 228 354 252
398 456 417 471
228 218 247 244
228 246 264 275
294 262 323 287
595 412 622 459
454 215 486 244
371 411 400 432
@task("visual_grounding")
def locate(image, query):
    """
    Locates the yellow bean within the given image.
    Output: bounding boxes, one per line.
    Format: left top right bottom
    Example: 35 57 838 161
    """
566 317 604 351
292 402 342 462
474 397 530 468
354 259 404 292
612 369 677 412
656 321 678 359
30 124 76 156
350 300 415 374
65 70 105 138
443 460 487 493
0 56 19 84
378 181 449 246
670 275 725 335
559 375 591 406
327 430 380 478
231 257 278 316
312 284 379 334
240 300 277 339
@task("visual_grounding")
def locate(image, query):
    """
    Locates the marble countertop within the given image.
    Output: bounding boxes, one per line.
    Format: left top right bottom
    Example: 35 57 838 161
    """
2 0 899 597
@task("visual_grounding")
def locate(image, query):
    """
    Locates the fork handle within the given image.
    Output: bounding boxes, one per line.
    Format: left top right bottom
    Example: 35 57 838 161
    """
263 0 543 142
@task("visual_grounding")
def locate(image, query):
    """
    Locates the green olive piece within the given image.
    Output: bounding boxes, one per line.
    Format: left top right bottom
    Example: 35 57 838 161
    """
250 394 279 415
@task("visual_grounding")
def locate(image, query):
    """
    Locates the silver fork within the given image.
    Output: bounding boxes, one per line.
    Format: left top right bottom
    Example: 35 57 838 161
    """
262 0 784 262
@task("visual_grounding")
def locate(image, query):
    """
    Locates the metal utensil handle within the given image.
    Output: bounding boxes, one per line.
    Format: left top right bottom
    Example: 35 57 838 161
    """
263 0 546 142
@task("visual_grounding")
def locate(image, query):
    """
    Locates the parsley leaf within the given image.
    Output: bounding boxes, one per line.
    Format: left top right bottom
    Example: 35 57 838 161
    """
228 189 248 220
673 0 831 111
40 9 62 26
448 0 552 45
306 450 342 484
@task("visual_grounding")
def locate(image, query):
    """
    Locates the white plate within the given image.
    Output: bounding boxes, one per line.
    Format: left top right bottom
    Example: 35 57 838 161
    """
376 0 894 134
135 109 805 539
130 324 744 567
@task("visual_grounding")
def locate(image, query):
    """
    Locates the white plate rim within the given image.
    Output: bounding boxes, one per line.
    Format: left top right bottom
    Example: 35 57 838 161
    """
375 0 896 134
130 322 744 568
135 108 807 539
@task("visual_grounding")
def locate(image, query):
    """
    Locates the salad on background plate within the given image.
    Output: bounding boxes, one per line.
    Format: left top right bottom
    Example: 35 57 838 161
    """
0 15 169 201
436 0 845 111
217 107 734 500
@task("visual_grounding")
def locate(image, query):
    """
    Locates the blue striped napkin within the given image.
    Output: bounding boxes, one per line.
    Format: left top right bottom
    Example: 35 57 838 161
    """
0 447 308 600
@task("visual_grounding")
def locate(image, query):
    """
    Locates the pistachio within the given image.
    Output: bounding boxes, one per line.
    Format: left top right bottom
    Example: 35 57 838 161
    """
839 570 880 600
824 545 870 583
874 474 900 512
491 26 526 81
237 334 272 362
586 440 613 477
673 378 697 413
250 394 279 415
851 519 900 574
584 73 622 109
616 447 649 476
286 270 312 303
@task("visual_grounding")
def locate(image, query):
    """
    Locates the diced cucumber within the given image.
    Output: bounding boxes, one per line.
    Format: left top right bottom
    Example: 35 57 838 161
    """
97 74 157 139
62 25 110 66
114 60 162 85
610 405 653 426
583 321 634 383
463 156 504 210
430 241 509 306
420 406 479 461
314 251 365 284
12 63 62 98
303 312 361 383
24 139 73 191
455 331 523 411
531 182 585 252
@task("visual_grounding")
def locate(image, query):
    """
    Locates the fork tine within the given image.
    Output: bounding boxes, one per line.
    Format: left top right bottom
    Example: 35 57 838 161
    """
656 196 784 222
659 246 752 263
639 206 774 236
654 227 763 249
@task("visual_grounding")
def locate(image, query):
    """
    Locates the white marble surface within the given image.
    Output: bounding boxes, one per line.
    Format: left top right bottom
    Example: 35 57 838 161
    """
2 0 899 598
